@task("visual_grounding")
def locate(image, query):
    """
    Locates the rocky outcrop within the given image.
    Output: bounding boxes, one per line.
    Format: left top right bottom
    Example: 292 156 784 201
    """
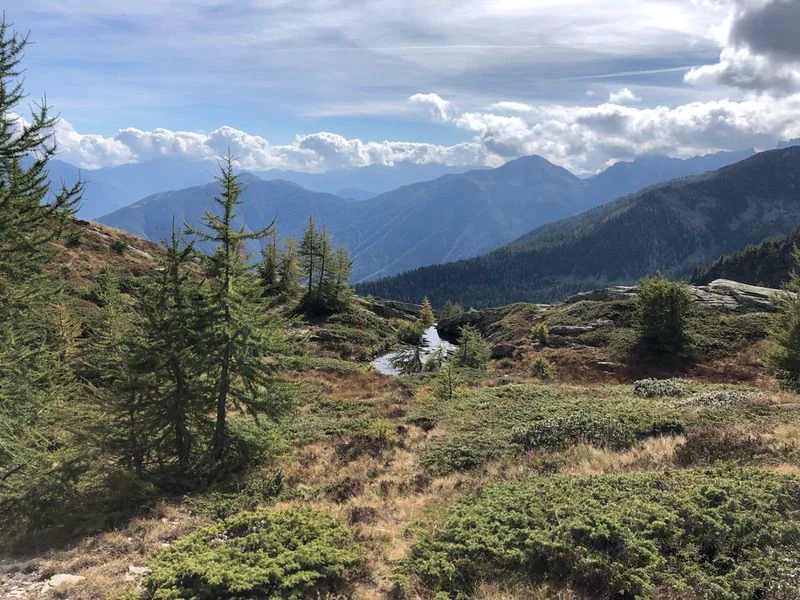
564 279 788 312
361 298 421 320
564 286 638 304
436 308 507 343
437 279 786 351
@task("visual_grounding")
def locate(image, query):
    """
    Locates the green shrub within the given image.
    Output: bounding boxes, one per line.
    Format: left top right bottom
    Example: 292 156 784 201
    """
529 355 555 381
452 325 491 372
397 320 425 345
110 239 127 254
766 282 800 392
413 384 687 474
636 275 692 355
675 390 758 407
147 507 363 599
215 417 286 477
406 469 800 599
633 378 685 398
431 362 463 401
531 322 549 345
65 230 82 248
512 412 636 451
439 300 464 321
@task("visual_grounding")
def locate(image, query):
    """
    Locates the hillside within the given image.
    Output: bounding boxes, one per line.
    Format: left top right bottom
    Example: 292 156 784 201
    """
98 150 759 283
691 226 800 288
98 175 361 251
357 147 800 307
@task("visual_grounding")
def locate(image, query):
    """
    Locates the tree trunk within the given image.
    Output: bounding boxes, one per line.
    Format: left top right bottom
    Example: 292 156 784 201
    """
212 342 231 461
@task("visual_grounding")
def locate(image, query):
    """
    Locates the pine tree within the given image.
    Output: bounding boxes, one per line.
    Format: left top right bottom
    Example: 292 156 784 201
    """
0 21 83 502
636 275 692 356
298 219 352 315
190 157 292 465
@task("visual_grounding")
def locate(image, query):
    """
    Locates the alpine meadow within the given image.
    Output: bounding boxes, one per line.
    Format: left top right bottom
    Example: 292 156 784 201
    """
4 3 800 600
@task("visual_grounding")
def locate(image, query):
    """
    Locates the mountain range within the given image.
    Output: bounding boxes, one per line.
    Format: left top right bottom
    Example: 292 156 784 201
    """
356 147 800 307
95 149 758 281
47 158 479 219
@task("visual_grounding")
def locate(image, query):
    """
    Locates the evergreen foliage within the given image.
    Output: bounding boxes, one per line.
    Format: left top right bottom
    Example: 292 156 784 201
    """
137 227 211 479
766 248 800 392
0 21 83 508
636 275 692 356
298 217 352 314
452 325 491 372
532 322 549 345
692 227 800 288
431 361 463 401
438 300 464 320
407 469 800 598
420 296 435 327
147 507 363 599
189 157 294 465
529 355 555 381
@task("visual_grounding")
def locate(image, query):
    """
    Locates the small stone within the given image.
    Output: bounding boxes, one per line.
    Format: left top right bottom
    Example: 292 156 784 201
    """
128 566 151 576
43 574 85 594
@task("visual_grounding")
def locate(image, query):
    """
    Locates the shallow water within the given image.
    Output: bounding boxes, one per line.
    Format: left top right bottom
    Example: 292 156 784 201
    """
370 325 457 376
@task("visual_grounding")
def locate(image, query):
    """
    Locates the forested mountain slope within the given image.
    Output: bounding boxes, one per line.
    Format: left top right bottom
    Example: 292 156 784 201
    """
691 226 800 289
357 147 800 307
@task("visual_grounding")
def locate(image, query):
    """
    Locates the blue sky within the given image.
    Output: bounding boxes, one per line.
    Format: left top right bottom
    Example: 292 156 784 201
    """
8 0 800 174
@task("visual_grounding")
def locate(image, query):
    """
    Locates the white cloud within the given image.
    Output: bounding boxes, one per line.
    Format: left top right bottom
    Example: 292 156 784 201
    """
50 119 491 172
608 88 642 104
408 93 454 122
411 92 800 174
686 0 800 94
51 86 800 177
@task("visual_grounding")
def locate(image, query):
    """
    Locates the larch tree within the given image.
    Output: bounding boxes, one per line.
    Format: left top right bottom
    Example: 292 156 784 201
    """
278 236 302 296
190 156 292 465
0 21 83 502
259 229 281 297
420 297 435 328
139 225 212 478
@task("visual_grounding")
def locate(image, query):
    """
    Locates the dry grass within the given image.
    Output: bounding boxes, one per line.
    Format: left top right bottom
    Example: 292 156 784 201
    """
34 503 202 600
472 581 585 600
560 435 685 475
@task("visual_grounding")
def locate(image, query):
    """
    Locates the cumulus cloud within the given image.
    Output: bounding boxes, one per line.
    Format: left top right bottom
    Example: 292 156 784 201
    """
686 0 800 94
607 88 642 104
49 83 800 177
407 93 454 122
410 92 800 174
50 120 490 172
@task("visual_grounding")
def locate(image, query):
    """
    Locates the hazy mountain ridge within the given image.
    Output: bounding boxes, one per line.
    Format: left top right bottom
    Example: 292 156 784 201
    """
355 147 800 307
97 149 761 281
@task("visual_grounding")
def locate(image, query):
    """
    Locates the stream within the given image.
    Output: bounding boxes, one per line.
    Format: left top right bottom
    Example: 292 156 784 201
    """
370 325 457 376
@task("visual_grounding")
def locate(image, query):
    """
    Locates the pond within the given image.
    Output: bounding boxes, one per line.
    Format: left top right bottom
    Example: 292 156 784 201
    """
370 325 457 376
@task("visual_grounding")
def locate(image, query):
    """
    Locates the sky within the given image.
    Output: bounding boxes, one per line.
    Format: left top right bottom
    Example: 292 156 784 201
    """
8 0 800 174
